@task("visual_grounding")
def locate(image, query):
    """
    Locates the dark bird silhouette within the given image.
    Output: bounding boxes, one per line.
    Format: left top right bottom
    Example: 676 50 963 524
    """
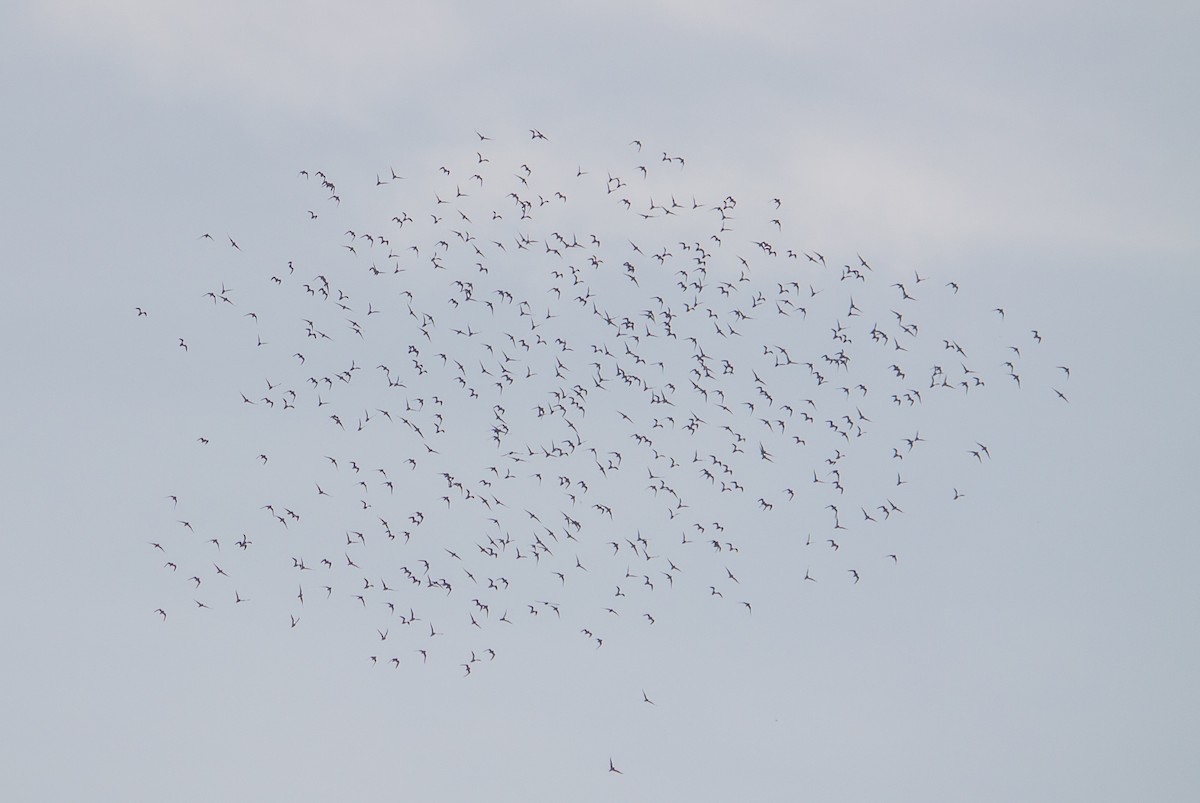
146 128 1072 687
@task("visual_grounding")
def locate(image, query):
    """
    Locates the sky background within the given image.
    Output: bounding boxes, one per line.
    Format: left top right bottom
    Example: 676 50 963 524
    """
2 2 1198 801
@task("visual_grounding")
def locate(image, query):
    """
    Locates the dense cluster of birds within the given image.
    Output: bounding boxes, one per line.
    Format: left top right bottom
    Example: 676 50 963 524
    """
140 132 1068 759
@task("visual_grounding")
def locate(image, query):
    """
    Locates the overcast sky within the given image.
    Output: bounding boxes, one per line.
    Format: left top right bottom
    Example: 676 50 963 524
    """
2 3 1198 801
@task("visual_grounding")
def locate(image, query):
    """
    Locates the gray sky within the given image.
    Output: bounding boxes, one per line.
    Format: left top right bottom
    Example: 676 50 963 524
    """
2 2 1198 801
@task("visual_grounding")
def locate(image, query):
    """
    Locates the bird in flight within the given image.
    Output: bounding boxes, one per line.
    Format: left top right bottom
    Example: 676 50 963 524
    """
144 127 1072 694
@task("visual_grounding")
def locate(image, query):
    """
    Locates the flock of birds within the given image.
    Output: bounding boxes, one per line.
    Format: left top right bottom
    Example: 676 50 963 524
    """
139 130 1068 773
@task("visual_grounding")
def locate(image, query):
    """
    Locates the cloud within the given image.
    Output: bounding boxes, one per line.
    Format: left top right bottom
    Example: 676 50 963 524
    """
25 1 469 117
